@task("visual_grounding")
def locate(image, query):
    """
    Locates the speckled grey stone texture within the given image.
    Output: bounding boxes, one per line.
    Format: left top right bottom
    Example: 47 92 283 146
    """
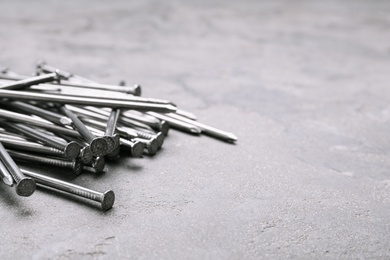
0 0 390 259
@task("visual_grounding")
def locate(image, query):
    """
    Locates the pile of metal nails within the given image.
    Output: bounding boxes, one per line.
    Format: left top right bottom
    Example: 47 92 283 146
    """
0 61 237 211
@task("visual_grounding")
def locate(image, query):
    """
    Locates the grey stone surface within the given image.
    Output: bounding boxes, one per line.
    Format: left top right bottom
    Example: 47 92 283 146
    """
1 0 390 259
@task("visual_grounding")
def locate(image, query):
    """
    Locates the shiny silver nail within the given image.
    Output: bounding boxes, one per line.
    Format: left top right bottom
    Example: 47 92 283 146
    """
0 159 14 187
5 101 72 126
4 123 81 160
8 150 84 175
0 89 177 112
21 168 115 211
59 105 109 157
0 72 59 90
0 142 35 196
165 113 238 143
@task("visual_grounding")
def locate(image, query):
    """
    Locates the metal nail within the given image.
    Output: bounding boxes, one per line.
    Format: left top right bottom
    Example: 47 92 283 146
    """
165 113 238 143
174 109 198 121
146 112 201 135
0 131 28 141
0 159 14 186
71 106 169 135
121 110 165 129
17 88 173 105
133 137 158 155
0 136 66 157
120 126 164 149
36 61 73 80
88 156 105 173
0 72 59 90
37 62 139 97
0 142 36 196
104 108 121 159
4 122 81 160
105 108 120 137
78 116 138 140
59 81 141 96
0 108 80 138
80 145 93 164
5 101 72 126
0 89 177 112
57 134 93 164
59 106 109 157
8 150 84 175
36 62 140 95
80 120 148 156
120 139 145 158
105 134 121 160
21 168 115 211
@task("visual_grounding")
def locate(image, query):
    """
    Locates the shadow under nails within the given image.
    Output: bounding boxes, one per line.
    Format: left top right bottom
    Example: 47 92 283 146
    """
122 163 143 173
0 183 21 206
0 183 36 217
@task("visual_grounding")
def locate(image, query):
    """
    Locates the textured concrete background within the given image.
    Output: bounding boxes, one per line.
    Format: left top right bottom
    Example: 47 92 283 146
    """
1 0 390 259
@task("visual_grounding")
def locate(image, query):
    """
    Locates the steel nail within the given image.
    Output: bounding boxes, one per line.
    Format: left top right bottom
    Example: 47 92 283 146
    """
174 109 198 121
146 112 201 135
0 72 59 90
21 168 115 211
0 108 80 138
105 108 121 137
59 81 141 96
104 108 121 155
87 156 105 173
120 126 164 149
0 142 36 196
132 137 158 155
78 116 138 140
4 123 81 160
5 101 72 126
0 159 14 186
36 60 73 80
8 150 84 175
59 106 109 157
80 145 93 164
0 136 66 157
0 89 177 112
120 139 145 158
121 110 164 129
35 62 140 96
57 134 93 164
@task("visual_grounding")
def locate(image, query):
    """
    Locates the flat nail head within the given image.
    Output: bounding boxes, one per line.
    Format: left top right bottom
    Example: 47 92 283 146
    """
131 141 145 158
73 159 84 175
160 120 170 136
64 141 81 160
16 177 36 197
60 117 72 126
92 157 105 173
106 134 120 160
103 136 116 153
101 190 115 211
80 146 93 164
155 132 165 148
90 137 108 157
147 138 158 155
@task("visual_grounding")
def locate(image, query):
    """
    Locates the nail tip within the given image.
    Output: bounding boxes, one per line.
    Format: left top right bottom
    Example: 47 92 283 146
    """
3 176 14 186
